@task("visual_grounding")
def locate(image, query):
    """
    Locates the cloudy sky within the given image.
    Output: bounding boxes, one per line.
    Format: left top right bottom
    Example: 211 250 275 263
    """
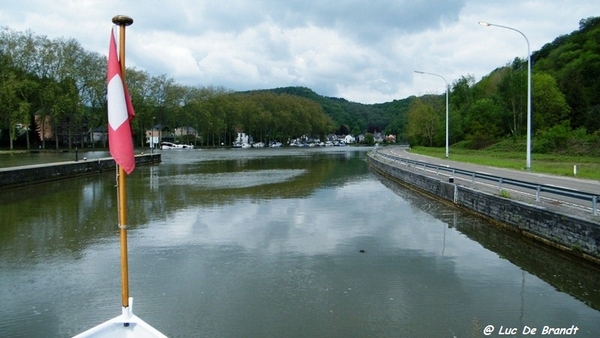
1 1 598 104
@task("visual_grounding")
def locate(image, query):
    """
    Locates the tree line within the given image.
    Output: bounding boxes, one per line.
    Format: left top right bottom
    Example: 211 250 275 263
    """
0 27 336 150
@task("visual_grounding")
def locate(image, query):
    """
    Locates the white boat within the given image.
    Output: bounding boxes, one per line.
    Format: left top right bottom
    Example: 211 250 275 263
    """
233 142 251 149
73 298 167 338
161 142 194 150
252 142 264 148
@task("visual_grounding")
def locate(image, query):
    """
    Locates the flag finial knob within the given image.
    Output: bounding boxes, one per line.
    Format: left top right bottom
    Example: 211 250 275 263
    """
112 15 133 26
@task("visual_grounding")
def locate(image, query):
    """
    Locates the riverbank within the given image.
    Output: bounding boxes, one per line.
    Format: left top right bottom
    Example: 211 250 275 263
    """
0 153 161 189
367 149 600 265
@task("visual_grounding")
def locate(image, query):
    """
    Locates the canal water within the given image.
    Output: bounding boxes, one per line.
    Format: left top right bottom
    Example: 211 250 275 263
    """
0 147 599 337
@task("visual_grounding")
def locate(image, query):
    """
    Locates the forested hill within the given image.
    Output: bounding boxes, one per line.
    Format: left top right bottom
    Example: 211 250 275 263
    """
532 16 600 132
252 16 600 151
246 86 413 137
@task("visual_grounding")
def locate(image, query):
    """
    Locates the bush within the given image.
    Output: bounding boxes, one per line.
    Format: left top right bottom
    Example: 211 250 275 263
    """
535 121 599 155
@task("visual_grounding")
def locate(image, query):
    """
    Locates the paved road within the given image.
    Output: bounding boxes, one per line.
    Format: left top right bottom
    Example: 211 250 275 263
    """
375 146 600 219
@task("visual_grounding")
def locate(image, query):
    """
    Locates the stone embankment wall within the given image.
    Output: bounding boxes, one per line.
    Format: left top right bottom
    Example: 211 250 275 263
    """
0 153 161 189
367 152 600 264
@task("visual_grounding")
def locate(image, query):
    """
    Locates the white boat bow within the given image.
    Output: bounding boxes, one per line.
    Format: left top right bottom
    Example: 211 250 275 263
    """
73 298 167 338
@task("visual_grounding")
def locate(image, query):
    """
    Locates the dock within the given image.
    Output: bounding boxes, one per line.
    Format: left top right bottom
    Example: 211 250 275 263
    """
0 153 161 189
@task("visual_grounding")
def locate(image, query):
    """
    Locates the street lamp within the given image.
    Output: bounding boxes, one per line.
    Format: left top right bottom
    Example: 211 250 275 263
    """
151 116 156 155
414 70 449 158
479 21 531 171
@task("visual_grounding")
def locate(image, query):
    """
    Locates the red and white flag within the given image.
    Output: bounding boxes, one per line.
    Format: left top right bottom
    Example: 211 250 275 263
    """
107 29 135 174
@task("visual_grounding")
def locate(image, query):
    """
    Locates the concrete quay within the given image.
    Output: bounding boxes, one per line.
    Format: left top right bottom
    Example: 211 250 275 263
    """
368 147 600 264
0 153 161 189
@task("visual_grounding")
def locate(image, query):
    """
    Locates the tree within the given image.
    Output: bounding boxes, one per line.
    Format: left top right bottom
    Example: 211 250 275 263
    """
532 73 570 131
450 75 476 108
77 50 107 147
0 64 36 149
497 59 527 138
405 97 441 146
464 98 505 148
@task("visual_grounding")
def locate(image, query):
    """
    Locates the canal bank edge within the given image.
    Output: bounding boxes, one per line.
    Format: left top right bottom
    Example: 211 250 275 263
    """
367 151 600 265
0 153 161 189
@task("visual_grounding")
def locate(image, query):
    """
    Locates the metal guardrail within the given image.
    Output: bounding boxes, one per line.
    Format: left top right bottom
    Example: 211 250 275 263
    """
372 149 599 216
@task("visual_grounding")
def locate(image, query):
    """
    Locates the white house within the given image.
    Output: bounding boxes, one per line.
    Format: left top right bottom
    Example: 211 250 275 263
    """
234 132 250 146
174 126 198 138
91 126 107 144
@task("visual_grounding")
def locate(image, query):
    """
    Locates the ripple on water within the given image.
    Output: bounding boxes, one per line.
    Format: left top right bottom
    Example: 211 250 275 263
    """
166 169 307 189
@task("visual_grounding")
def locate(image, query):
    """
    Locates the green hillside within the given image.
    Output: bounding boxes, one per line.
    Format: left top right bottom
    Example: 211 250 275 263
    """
247 86 412 138
261 17 600 154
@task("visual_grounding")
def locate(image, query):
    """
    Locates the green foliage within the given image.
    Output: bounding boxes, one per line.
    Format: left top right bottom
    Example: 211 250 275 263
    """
262 86 408 136
234 91 335 143
532 16 600 132
535 121 599 156
405 16 600 154
464 97 504 148
499 190 511 198
496 61 526 138
532 73 570 130
364 133 375 145
405 97 441 146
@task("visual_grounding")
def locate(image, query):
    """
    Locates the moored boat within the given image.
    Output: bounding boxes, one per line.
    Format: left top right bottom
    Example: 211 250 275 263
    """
161 142 194 150
233 142 251 148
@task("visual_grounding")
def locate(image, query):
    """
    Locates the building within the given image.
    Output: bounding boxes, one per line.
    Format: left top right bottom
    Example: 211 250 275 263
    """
146 125 171 148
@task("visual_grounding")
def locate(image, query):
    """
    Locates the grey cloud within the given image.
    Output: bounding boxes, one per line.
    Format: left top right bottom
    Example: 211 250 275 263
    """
127 1 466 42
1 0 597 104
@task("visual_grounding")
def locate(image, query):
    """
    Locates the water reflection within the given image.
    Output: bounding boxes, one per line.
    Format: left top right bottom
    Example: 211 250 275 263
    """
375 172 600 311
1 148 599 337
0 150 111 168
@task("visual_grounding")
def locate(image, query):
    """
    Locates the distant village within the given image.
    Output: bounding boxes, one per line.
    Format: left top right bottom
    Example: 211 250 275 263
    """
32 117 396 149
141 124 396 149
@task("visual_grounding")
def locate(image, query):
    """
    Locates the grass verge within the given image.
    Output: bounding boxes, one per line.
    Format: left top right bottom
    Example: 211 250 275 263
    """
409 146 600 181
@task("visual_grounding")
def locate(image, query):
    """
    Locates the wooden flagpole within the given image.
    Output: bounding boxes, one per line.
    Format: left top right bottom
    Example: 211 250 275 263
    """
112 14 133 309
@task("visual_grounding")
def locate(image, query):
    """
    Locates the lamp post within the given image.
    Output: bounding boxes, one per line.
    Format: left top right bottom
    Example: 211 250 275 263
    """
151 116 155 155
479 21 531 171
414 70 449 158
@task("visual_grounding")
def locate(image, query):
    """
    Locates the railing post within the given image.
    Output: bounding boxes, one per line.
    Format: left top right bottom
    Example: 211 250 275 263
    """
498 178 503 192
472 172 475 184
536 186 541 202
454 185 458 204
593 196 598 216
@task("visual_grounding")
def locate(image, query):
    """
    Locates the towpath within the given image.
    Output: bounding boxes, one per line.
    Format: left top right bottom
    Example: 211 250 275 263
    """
374 146 600 221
